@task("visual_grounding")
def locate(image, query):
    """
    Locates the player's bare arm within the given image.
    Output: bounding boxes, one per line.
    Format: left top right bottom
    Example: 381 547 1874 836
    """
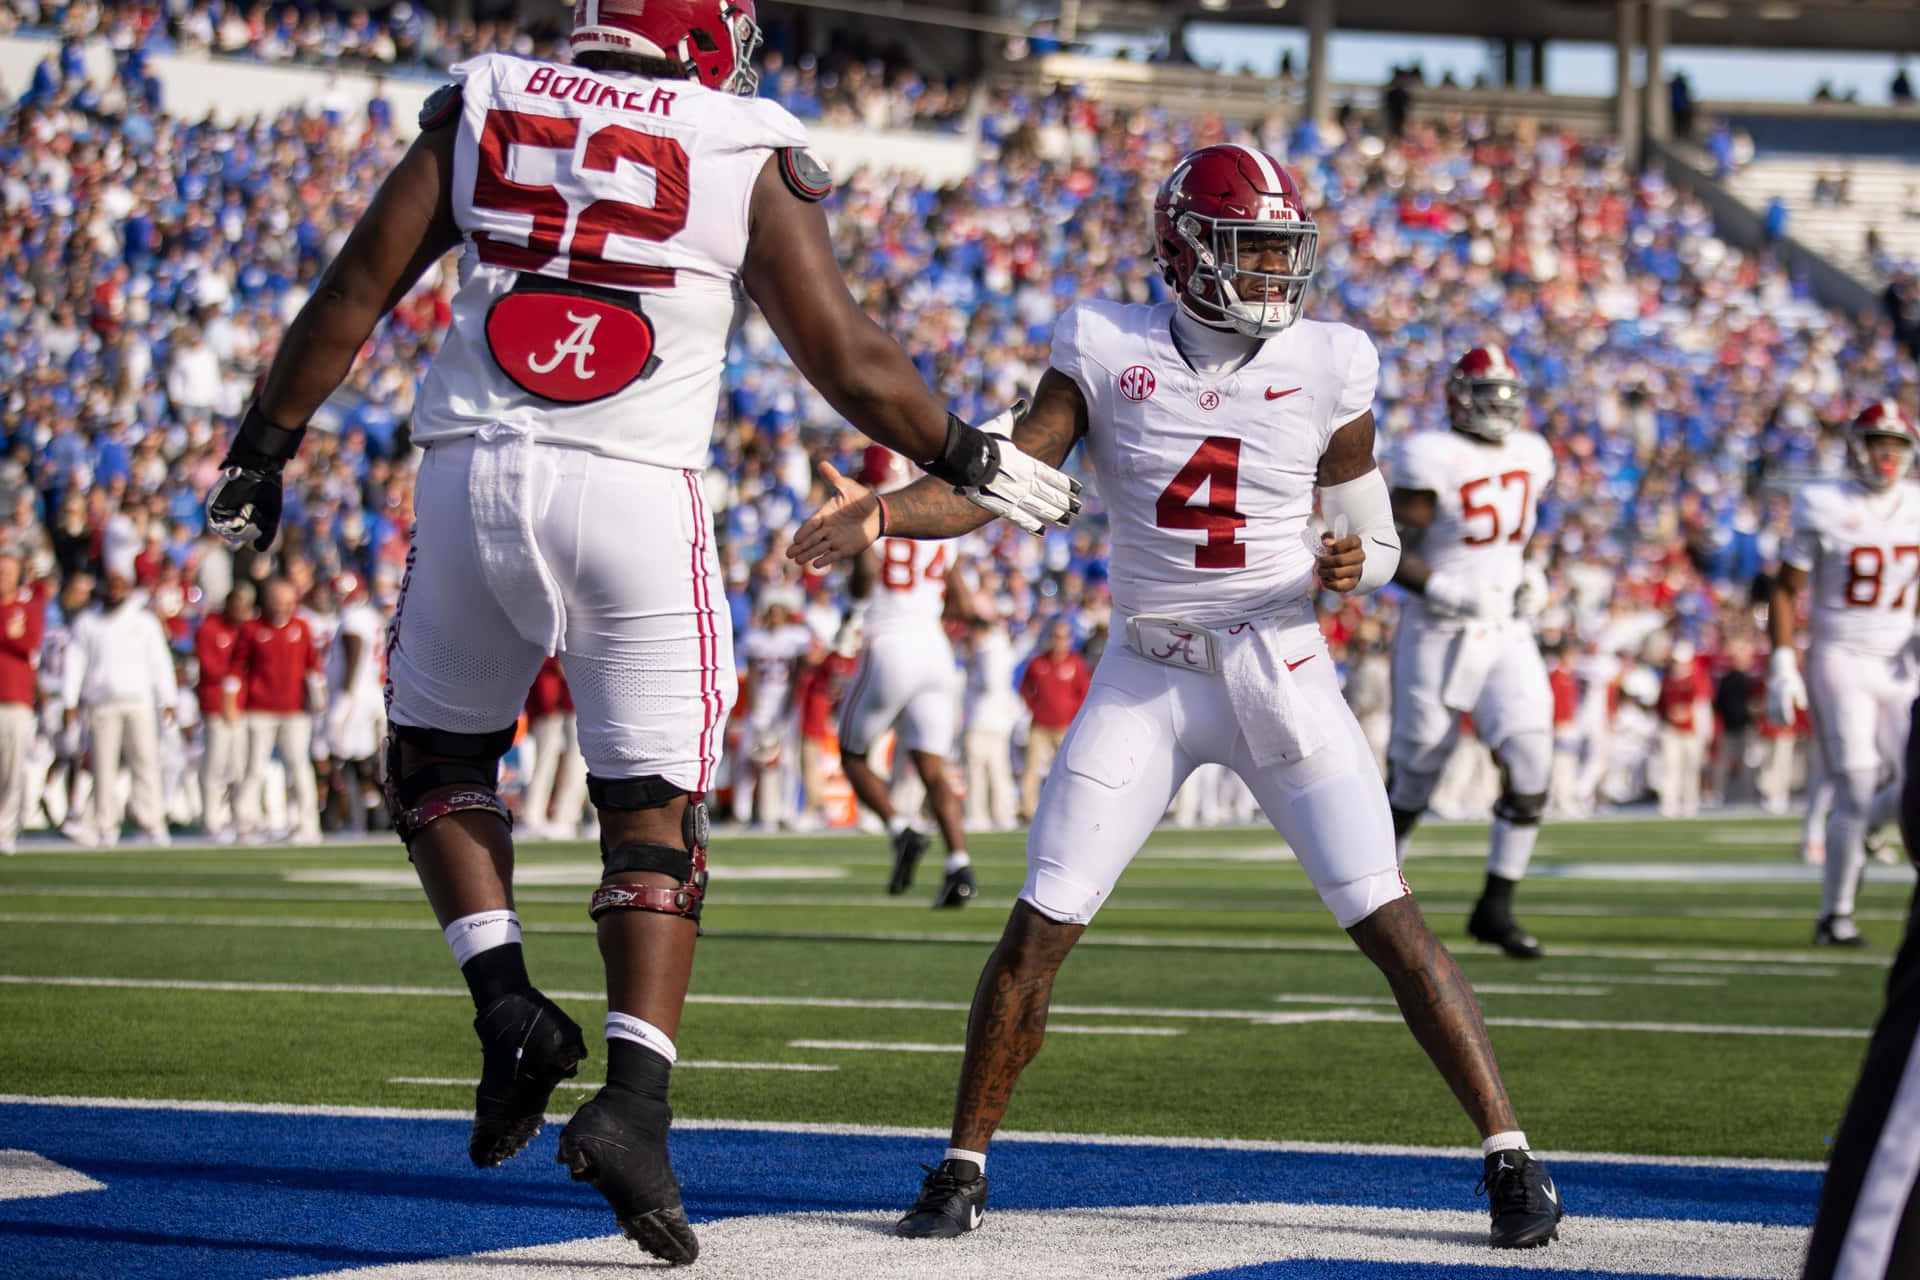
1765 562 1811 728
1769 564 1806 653
1389 488 1439 592
207 125 461 550
788 369 1088 570
743 161 1079 533
1312 411 1399 595
848 547 877 600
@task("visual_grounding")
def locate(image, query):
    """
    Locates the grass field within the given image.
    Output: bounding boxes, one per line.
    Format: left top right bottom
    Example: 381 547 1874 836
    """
1 813 1913 1278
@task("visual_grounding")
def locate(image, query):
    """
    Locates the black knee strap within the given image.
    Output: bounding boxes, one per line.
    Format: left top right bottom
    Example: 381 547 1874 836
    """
1493 790 1548 826
604 840 694 881
587 773 684 811
590 841 708 924
385 723 517 841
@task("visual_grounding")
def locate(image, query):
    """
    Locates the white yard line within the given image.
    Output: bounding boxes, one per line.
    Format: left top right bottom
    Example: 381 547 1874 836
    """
0 1092 1828 1170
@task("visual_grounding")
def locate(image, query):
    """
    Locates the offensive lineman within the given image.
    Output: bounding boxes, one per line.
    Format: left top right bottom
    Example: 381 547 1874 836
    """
1386 347 1558 958
202 0 1077 1263
840 446 976 907
793 144 1563 1250
1768 401 1920 947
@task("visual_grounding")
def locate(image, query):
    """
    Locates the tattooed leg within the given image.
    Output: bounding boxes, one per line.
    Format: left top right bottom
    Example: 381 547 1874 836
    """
949 900 1086 1151
1347 896 1519 1137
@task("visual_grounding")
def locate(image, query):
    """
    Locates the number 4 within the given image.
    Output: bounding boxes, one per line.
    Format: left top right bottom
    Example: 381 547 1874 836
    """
1156 437 1247 569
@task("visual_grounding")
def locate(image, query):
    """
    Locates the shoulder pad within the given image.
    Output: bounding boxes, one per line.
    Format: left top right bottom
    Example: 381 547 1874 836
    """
418 83 462 132
778 147 833 203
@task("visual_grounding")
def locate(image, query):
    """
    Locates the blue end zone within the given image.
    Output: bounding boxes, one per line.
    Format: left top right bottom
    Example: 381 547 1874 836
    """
0 1103 1821 1280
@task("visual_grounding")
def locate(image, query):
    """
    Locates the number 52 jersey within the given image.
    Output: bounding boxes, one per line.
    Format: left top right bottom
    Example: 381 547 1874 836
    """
412 52 810 471
1784 479 1920 658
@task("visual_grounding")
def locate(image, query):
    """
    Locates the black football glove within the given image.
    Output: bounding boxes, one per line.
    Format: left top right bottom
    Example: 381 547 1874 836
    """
206 406 304 552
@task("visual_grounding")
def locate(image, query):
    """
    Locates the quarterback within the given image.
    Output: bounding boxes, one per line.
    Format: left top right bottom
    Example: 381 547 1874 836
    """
1768 400 1920 946
203 0 1077 1263
1386 347 1558 958
793 144 1562 1251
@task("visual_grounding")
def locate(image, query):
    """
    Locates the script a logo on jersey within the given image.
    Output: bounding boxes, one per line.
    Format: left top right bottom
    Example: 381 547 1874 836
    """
486 288 658 405
1120 365 1157 402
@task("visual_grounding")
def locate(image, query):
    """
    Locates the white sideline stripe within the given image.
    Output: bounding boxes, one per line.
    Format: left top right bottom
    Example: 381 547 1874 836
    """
789 1027 1186 1053
0 912 1893 967
388 1060 844 1087
0 1149 107 1201
1533 972 1727 988
0 1094 1827 1170
0 976 1874 1037
1657 962 1841 977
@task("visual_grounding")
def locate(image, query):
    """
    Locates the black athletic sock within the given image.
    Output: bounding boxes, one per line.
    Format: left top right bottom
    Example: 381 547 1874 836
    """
1480 873 1518 911
462 942 533 1012
607 1037 673 1104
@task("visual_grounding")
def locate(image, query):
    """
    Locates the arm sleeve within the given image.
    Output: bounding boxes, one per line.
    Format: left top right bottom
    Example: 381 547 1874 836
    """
1319 467 1401 595
1333 331 1380 429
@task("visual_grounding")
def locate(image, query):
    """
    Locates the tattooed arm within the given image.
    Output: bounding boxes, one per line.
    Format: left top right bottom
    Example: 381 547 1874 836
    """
789 369 1089 570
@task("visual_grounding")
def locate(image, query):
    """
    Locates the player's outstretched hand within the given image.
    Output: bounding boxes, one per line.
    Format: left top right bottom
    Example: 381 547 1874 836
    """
789 461 883 571
1306 514 1365 593
958 402 1081 535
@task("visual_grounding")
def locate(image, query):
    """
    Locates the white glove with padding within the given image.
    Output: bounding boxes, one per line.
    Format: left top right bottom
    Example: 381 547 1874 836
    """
1766 647 1808 729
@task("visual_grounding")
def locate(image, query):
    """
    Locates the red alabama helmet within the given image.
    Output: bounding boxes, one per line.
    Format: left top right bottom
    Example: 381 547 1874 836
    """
570 0 761 96
1446 346 1527 441
859 445 913 493
1848 399 1919 492
1152 144 1318 338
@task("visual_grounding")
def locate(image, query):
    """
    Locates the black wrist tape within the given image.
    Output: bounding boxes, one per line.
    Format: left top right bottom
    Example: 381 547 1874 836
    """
922 413 999 489
226 404 305 470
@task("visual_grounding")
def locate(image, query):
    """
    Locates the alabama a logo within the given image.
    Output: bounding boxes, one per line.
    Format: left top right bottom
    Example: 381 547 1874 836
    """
486 285 658 404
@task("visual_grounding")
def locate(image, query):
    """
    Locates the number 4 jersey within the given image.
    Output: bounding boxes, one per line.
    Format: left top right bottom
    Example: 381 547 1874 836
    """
1785 479 1920 657
1051 299 1378 627
412 52 810 470
1387 427 1555 625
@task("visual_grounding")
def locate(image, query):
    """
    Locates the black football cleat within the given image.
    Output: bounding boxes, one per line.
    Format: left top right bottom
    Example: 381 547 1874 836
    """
888 826 931 894
1468 899 1545 959
932 865 976 909
1480 1148 1562 1248
469 990 587 1167
896 1158 989 1238
557 1088 699 1265
1815 915 1868 947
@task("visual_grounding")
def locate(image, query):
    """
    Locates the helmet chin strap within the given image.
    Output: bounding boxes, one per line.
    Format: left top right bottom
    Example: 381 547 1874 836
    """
1171 300 1262 376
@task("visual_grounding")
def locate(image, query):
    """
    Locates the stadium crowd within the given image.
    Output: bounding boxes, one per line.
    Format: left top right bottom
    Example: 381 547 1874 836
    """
0 26 1914 849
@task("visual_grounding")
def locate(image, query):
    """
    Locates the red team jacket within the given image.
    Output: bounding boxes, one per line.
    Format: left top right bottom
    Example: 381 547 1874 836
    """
233 616 321 715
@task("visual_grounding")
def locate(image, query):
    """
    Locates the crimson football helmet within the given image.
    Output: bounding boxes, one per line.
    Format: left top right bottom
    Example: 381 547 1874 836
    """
1152 145 1318 338
1446 346 1527 441
860 445 912 494
571 0 761 96
1847 399 1919 492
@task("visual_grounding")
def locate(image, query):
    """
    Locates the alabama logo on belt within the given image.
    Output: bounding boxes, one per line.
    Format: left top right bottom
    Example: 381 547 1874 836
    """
485 273 661 404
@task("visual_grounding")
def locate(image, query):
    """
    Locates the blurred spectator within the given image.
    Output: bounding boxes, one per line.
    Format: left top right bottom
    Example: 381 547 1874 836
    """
0 552 45 852
61 563 176 846
519 656 586 840
194 580 254 841
1656 640 1712 817
1018 618 1090 821
962 609 1019 831
234 578 322 843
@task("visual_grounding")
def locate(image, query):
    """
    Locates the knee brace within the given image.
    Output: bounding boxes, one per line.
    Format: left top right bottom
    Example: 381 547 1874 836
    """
587 772 684 811
587 785 711 925
384 723 516 844
1492 788 1547 826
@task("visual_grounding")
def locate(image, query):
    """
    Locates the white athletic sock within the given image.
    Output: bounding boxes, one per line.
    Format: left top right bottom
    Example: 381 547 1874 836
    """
1486 819 1540 882
887 814 913 837
1482 1131 1528 1157
443 909 520 968
944 1146 987 1174
606 1011 678 1065
946 850 971 872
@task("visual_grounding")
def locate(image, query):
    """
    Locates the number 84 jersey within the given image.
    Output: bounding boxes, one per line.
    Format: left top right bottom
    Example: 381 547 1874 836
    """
1387 427 1555 625
413 52 809 471
1785 479 1920 658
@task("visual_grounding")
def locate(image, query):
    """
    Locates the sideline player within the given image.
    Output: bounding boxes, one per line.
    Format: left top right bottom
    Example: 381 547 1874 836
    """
792 144 1562 1251
1386 347 1558 958
1768 401 1920 947
203 0 1077 1262
840 446 976 906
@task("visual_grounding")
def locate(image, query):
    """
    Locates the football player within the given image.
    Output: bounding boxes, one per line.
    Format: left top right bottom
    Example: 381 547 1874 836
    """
792 144 1562 1252
736 587 814 829
839 446 976 907
1385 347 1558 958
1768 400 1920 947
203 0 1078 1263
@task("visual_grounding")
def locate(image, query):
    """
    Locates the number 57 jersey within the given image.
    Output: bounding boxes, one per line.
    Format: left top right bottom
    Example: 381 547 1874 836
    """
1387 427 1555 627
413 52 810 471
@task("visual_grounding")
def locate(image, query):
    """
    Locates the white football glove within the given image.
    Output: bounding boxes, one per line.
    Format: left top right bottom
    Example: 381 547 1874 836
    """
1514 562 1551 620
1423 571 1513 620
956 401 1082 535
1766 648 1808 728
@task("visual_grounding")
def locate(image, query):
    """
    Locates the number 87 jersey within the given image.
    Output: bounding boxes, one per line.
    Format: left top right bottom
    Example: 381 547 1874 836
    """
412 51 811 470
1785 478 1920 657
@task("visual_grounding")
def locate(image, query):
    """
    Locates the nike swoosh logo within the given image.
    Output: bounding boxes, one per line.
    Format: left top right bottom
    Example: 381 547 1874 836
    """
1370 538 1395 550
1284 655 1316 672
1542 1181 1559 1208
1265 386 1303 400
968 1206 984 1229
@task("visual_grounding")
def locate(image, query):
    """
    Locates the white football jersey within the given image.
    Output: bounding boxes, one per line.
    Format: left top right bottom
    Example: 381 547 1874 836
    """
1784 479 1920 656
413 53 808 470
1051 300 1378 627
863 536 953 635
1388 427 1555 621
740 622 813 720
